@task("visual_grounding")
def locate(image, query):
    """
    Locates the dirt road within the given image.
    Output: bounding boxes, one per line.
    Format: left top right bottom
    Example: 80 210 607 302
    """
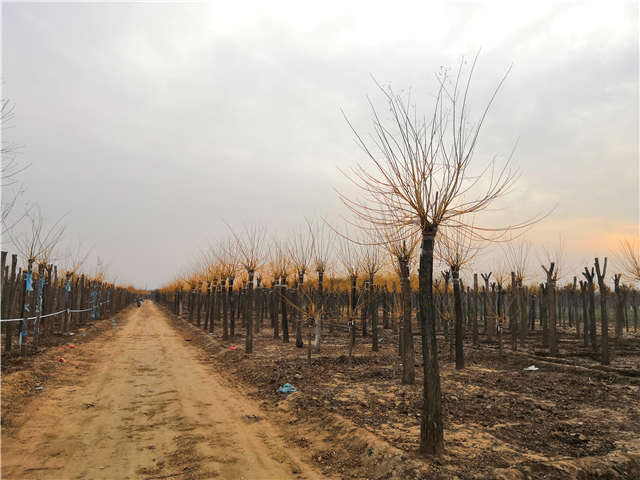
2 302 326 480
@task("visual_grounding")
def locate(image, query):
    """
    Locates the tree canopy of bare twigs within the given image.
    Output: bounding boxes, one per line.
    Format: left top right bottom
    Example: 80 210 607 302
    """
435 221 481 272
618 237 640 283
336 229 360 279
227 224 267 276
8 207 66 263
504 239 531 282
306 218 333 275
1 98 30 234
288 225 314 280
339 55 541 242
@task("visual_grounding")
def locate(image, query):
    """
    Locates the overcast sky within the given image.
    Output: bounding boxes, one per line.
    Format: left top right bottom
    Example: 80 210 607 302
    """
2 1 638 288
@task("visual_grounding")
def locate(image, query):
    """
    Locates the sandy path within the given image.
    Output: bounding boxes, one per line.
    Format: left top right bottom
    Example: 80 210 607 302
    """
2 302 326 480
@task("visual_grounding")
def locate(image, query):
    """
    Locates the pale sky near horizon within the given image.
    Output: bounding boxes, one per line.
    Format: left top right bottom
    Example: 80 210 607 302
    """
1 1 638 288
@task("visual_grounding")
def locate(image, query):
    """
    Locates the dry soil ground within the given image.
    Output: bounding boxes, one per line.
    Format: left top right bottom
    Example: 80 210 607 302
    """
1 302 326 480
3 302 640 480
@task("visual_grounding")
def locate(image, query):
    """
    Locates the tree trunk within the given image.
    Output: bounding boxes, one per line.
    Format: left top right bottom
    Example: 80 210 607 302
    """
595 258 610 365
315 270 323 350
246 271 254 354
228 278 235 338
281 276 289 343
399 258 415 385
614 275 624 344
548 280 558 356
418 227 444 456
472 274 479 346
4 254 18 353
295 273 304 348
452 267 464 370
371 275 378 352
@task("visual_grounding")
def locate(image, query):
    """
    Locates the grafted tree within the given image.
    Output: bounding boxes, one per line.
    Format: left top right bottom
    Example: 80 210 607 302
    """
339 54 538 454
270 238 291 342
288 227 315 348
216 237 240 340
505 240 531 347
582 266 597 351
359 242 384 350
374 222 419 384
229 225 267 354
435 223 479 369
307 219 334 350
337 233 361 363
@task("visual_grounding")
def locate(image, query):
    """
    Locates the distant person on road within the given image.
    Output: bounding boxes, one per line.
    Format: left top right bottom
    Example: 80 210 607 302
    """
136 298 142 308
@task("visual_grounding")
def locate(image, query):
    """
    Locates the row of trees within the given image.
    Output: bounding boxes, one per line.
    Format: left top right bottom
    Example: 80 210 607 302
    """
156 224 640 453
158 234 639 360
1 249 138 355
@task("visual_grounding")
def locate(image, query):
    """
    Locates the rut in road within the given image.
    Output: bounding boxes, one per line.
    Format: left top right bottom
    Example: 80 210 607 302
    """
2 301 326 480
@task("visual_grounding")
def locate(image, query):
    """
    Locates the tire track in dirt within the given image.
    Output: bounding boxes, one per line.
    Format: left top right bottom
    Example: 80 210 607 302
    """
2 302 326 480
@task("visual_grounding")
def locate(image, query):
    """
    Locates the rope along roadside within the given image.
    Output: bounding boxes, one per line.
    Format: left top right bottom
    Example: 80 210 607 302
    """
0 301 111 323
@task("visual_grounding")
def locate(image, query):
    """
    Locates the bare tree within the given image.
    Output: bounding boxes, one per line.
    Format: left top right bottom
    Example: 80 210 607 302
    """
307 218 334 350
505 240 531 348
9 207 66 264
339 54 540 454
435 223 480 369
229 225 267 354
216 237 240 340
270 238 291 342
358 241 384 349
288 226 315 348
378 223 419 384
336 232 361 363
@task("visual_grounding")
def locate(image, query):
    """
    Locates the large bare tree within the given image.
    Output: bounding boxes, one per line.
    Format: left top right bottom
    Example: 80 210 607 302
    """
339 54 539 454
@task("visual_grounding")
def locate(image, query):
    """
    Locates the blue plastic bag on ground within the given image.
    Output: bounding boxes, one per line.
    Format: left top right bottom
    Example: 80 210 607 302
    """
277 383 297 394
